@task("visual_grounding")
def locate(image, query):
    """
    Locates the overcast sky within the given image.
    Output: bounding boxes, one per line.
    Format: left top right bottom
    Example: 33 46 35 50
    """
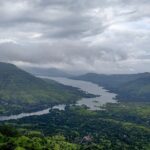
0 0 150 74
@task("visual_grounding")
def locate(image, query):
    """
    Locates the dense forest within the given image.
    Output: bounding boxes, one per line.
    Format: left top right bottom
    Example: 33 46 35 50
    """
0 103 149 150
0 62 150 150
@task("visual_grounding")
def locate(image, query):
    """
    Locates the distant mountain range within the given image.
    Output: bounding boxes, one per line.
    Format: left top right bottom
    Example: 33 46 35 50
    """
24 66 150 102
0 62 90 115
23 67 73 78
73 72 150 102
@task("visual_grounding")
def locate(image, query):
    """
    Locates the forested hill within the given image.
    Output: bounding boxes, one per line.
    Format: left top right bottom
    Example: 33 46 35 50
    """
118 75 150 101
0 62 91 115
73 72 150 102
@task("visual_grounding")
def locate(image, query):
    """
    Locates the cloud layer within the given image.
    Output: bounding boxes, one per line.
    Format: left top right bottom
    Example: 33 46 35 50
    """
0 0 150 73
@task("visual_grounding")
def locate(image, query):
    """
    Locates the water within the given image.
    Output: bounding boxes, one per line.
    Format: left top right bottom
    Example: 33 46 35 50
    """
46 77 117 110
0 77 117 121
0 108 50 121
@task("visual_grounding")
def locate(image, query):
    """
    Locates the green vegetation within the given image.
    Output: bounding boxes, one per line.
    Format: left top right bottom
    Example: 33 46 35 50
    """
117 76 150 101
0 125 78 150
1 103 149 150
0 62 94 115
0 62 150 149
73 72 150 102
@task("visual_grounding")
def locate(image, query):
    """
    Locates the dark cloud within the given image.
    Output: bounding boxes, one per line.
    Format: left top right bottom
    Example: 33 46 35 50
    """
0 0 149 73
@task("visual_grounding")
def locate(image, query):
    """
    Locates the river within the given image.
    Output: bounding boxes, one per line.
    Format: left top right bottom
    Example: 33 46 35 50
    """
0 77 117 121
49 77 117 110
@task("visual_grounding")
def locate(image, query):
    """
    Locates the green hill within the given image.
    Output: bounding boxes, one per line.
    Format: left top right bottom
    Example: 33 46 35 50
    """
0 62 91 115
117 75 150 101
73 72 150 102
73 73 149 88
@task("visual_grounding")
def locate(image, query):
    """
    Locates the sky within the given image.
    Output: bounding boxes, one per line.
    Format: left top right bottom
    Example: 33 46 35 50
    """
0 0 150 74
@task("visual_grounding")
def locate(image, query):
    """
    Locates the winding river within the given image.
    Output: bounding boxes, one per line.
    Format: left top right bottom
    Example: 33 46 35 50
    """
0 77 117 121
50 77 117 110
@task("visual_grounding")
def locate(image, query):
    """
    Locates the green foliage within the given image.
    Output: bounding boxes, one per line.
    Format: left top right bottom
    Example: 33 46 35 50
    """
0 125 19 137
5 104 149 150
0 62 93 115
0 129 79 150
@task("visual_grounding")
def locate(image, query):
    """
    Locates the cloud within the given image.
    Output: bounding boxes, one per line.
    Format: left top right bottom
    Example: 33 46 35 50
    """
0 0 149 73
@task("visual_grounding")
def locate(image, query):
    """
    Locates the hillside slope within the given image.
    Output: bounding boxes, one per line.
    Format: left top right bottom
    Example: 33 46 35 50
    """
73 73 150 102
0 62 91 115
117 75 150 101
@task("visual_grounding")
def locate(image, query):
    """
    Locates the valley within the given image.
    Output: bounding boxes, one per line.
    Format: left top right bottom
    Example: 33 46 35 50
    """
0 77 117 121
0 62 149 150
73 73 150 102
0 62 94 116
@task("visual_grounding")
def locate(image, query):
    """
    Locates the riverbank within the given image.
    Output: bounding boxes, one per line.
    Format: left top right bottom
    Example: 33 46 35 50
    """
0 77 117 121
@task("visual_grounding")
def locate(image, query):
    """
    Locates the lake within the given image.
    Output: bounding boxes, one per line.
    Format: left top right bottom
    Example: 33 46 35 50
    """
49 77 117 110
0 77 117 121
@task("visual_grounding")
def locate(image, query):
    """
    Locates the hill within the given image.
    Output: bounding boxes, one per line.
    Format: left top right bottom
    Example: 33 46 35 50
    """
117 74 150 101
0 62 91 115
73 72 150 102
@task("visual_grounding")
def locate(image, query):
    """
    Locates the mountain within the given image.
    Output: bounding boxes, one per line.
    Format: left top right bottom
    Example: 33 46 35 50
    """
73 72 150 102
73 73 149 89
23 67 73 77
117 74 150 101
0 62 91 115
